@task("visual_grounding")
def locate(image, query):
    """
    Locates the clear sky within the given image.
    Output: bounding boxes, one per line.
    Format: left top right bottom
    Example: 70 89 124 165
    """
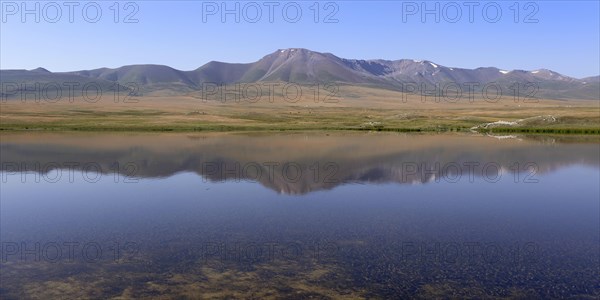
1 1 599 78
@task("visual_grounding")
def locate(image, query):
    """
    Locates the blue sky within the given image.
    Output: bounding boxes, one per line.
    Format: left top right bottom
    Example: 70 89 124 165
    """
1 1 599 78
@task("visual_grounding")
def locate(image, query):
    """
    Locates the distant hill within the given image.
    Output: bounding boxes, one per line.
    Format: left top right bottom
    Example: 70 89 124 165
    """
2 48 599 100
0 68 133 100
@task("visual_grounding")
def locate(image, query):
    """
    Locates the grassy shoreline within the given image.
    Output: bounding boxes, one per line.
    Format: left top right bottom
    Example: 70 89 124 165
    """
1 124 598 134
2 90 598 134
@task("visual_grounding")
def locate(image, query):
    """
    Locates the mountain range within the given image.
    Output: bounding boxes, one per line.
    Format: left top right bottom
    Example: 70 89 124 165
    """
2 48 599 100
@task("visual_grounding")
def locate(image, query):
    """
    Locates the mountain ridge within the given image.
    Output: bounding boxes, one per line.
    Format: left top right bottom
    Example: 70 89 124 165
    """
2 48 599 100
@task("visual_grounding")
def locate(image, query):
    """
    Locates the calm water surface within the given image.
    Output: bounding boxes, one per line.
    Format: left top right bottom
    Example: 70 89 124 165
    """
1 132 599 298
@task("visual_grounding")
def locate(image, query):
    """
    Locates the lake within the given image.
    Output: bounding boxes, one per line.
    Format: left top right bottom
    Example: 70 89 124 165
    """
1 132 599 298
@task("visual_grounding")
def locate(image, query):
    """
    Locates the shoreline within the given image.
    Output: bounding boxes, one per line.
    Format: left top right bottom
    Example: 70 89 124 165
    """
1 126 598 135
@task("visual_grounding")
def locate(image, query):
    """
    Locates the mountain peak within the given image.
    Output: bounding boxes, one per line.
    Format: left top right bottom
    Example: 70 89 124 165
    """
276 48 312 53
271 48 335 59
31 67 50 73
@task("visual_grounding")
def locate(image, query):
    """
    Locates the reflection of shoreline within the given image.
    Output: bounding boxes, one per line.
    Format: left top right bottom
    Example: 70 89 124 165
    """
485 134 520 140
1 133 599 194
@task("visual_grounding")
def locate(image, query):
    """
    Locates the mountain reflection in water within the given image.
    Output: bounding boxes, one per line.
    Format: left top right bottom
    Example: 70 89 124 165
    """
1 132 598 194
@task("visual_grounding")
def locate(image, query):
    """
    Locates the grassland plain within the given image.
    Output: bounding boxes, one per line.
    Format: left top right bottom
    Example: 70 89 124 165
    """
1 84 598 134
